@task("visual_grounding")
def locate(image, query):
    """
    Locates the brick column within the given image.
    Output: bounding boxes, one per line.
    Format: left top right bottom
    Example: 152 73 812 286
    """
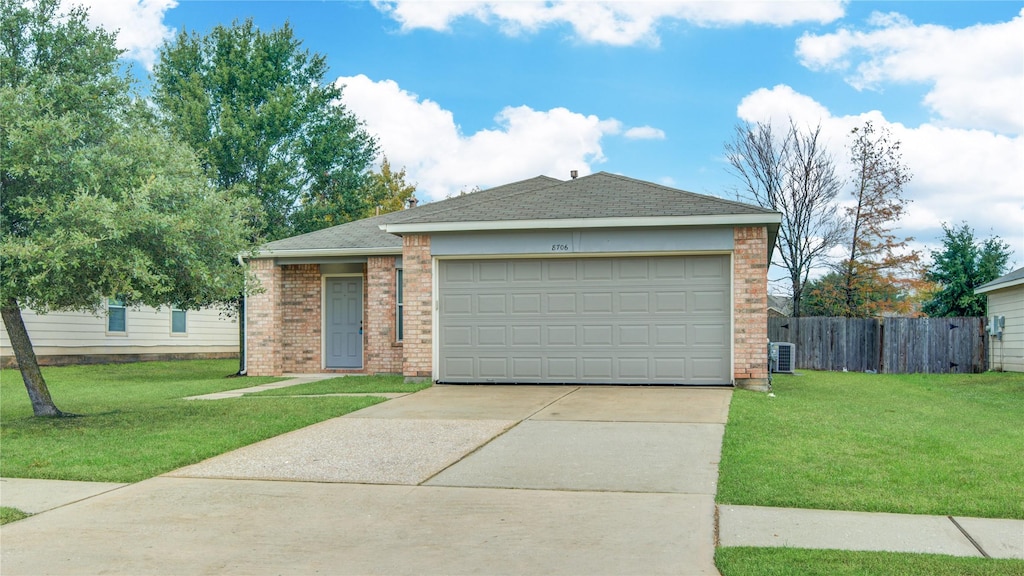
247 258 282 376
402 235 432 380
366 256 403 374
733 226 770 390
280 264 321 374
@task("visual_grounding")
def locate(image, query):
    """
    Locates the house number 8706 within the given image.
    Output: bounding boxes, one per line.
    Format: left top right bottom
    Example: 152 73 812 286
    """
551 244 570 252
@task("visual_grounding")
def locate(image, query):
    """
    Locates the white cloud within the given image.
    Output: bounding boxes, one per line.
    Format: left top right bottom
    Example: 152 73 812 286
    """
737 85 1024 268
373 1 844 46
63 0 177 69
796 9 1024 135
624 126 666 140
336 74 624 201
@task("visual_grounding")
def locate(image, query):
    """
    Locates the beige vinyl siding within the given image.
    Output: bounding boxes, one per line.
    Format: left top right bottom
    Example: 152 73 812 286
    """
1 306 238 360
987 287 1024 372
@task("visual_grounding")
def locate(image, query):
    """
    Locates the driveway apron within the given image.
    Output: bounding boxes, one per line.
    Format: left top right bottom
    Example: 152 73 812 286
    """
0 385 731 576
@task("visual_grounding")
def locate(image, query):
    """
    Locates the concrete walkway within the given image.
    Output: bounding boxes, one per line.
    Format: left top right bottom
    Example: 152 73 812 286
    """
2 384 1021 573
0 385 728 575
182 372 410 400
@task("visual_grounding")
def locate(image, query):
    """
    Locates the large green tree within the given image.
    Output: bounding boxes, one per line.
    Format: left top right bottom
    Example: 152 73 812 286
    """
1 0 259 417
150 19 379 242
922 223 1011 317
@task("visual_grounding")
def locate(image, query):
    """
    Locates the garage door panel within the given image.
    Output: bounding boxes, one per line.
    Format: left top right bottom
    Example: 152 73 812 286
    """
619 292 650 313
546 293 577 313
655 324 687 346
547 260 578 281
547 325 577 346
438 256 731 385
618 358 649 378
510 293 541 314
477 294 507 314
582 357 613 379
619 325 650 345
654 358 686 379
655 291 687 313
477 326 507 346
443 294 473 315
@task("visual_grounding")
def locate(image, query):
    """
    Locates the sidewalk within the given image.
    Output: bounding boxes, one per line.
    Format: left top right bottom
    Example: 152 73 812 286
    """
4 478 1021 562
718 504 1024 560
181 373 410 400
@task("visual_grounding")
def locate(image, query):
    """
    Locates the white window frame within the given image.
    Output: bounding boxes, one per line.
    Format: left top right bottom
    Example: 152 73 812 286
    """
396 267 404 343
107 298 127 335
171 308 187 335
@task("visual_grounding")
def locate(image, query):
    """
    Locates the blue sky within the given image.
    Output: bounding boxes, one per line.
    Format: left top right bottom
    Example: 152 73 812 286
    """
74 1 1023 285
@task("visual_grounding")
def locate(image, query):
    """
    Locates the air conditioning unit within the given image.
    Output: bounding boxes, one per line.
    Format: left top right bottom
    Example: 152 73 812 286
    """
770 342 795 374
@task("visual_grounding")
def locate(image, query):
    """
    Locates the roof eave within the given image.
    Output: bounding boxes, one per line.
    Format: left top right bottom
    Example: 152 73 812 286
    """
249 246 402 260
380 213 782 234
975 277 1024 294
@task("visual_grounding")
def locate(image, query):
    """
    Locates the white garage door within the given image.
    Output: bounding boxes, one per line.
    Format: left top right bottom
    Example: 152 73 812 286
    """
437 255 731 385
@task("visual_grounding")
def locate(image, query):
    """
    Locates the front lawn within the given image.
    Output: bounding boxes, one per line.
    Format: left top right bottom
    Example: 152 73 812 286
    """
716 547 1024 576
0 360 386 482
717 370 1024 519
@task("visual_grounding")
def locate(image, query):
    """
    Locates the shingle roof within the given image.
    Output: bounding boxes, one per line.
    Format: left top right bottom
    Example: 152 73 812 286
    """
975 266 1024 293
259 172 778 255
388 172 774 224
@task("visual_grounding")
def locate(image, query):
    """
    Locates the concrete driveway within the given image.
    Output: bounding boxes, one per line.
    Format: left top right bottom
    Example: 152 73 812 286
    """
0 385 730 576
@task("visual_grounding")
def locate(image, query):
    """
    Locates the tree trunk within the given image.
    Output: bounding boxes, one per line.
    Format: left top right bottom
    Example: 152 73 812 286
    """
1 298 63 417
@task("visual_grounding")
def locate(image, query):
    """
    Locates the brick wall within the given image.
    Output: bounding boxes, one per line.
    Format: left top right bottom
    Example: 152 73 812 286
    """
247 259 281 376
733 226 770 390
366 256 403 374
402 235 432 379
279 264 322 374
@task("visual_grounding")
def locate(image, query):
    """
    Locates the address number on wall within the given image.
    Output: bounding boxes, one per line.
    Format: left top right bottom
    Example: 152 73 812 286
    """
551 244 570 252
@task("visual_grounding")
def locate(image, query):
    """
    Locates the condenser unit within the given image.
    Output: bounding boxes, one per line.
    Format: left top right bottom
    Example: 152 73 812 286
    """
770 342 795 374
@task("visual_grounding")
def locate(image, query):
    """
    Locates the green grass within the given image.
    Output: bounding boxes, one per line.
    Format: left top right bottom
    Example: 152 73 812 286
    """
717 371 1024 519
0 506 31 525
716 547 1024 576
248 375 431 396
1 360 385 482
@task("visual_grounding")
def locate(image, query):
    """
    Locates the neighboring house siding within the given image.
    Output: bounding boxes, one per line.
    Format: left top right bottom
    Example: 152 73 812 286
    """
403 234 433 379
366 256 403 374
732 226 770 387
1 306 237 368
987 287 1024 372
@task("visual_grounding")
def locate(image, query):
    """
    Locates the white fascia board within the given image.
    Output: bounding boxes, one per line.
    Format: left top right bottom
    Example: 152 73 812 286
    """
248 246 402 260
976 277 1024 294
380 213 782 234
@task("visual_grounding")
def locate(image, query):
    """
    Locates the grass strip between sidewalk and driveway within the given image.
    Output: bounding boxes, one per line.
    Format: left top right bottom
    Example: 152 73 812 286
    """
1 506 31 525
248 375 431 396
0 360 396 483
716 547 1024 576
717 370 1024 520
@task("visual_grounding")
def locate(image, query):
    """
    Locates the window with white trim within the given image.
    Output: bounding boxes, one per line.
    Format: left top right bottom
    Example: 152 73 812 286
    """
396 268 404 342
107 298 126 333
171 308 187 334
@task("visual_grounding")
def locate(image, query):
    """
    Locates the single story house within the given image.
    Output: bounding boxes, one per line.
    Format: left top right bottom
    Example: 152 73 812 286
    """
1 305 238 368
246 172 781 389
975 267 1024 372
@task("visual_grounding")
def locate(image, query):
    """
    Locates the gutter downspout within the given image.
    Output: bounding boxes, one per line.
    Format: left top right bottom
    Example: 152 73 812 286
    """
237 254 247 376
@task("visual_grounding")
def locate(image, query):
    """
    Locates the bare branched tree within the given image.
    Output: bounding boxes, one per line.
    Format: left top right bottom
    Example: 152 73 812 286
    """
726 119 846 317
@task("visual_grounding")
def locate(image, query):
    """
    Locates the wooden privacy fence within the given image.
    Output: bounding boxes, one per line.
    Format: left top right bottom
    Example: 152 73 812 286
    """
768 317 987 374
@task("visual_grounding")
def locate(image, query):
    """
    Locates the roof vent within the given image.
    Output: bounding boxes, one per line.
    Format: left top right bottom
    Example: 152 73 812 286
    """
407 196 418 209
570 170 578 180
